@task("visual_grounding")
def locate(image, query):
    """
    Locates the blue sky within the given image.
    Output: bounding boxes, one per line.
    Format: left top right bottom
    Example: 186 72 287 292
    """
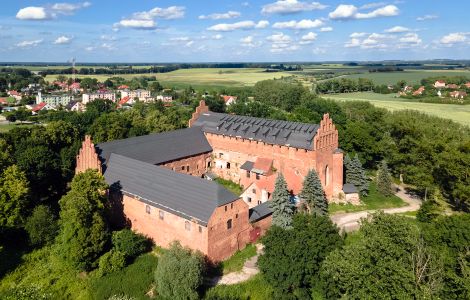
1 0 469 62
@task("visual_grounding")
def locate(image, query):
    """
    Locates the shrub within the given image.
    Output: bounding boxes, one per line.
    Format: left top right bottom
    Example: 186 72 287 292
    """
155 241 204 300
112 229 150 261
98 250 126 276
24 205 58 246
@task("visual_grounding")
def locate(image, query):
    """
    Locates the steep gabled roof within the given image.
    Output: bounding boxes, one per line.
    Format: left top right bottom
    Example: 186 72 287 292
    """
96 126 212 165
192 111 319 150
104 154 239 225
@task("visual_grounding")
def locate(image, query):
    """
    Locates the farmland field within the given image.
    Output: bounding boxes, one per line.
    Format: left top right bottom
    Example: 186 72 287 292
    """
341 69 470 85
44 68 292 88
326 92 470 127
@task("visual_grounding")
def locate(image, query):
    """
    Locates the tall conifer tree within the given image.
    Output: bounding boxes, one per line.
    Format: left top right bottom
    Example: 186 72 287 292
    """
300 169 328 216
377 160 393 196
352 155 369 196
269 173 294 229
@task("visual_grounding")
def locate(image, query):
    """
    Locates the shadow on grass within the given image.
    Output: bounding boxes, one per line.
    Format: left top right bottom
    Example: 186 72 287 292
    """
0 229 29 278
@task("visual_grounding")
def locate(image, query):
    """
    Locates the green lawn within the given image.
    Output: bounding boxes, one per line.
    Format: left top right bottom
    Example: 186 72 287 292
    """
326 92 470 127
215 178 243 195
329 182 408 214
341 69 470 85
0 123 35 132
220 244 257 275
45 68 292 88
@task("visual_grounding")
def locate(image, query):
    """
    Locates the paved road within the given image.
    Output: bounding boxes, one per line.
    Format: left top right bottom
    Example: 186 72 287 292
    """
331 186 422 232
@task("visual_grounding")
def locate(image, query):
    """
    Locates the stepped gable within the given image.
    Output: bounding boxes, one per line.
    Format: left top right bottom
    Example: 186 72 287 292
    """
193 111 320 150
75 135 102 174
104 153 238 226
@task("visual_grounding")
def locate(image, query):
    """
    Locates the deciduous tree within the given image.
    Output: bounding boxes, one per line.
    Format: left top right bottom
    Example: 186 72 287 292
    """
0 165 29 229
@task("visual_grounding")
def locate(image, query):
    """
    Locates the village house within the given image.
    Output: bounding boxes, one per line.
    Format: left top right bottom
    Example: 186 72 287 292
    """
31 102 54 114
464 82 470 89
434 80 446 88
7 90 22 101
449 91 467 99
413 86 425 96
156 95 173 103
75 101 345 261
120 89 151 101
82 90 116 104
446 83 459 90
65 100 85 112
36 91 74 107
221 95 238 106
117 96 134 108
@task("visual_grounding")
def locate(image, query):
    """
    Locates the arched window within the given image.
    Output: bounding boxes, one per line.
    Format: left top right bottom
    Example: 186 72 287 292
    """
325 165 330 187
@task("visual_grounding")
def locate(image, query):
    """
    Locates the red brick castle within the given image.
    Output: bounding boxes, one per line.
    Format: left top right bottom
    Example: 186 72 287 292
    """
76 100 344 261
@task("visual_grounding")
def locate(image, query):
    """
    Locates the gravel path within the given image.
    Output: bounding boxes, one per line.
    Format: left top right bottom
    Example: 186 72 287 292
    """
331 186 422 232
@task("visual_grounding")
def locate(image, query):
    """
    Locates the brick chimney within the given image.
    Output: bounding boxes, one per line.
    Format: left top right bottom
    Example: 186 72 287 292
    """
188 100 209 127
75 135 102 174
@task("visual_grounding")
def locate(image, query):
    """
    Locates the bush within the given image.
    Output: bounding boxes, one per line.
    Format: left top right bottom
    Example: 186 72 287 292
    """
112 229 150 261
155 241 204 300
24 205 58 246
98 250 126 276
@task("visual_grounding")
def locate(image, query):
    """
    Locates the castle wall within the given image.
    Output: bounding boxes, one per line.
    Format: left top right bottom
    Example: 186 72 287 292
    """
158 152 211 178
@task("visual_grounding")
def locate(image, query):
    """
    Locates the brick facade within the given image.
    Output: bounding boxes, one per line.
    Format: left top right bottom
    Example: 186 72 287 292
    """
158 152 211 178
75 135 101 174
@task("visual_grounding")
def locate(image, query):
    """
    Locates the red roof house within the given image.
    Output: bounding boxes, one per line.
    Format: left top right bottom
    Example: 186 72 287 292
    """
118 85 129 90
221 95 238 106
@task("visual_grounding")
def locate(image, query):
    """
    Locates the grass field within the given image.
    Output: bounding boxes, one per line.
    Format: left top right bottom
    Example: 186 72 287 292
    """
219 244 257 275
326 92 470 127
341 69 470 85
0 123 35 132
329 182 408 214
44 68 291 88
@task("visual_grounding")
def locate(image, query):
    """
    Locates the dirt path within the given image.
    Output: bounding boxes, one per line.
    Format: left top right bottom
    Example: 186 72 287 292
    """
331 186 422 232
207 244 264 286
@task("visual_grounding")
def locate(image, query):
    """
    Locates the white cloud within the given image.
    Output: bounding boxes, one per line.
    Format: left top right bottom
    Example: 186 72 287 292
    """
267 32 292 43
16 2 91 20
100 35 116 41
53 35 72 44
329 4 357 19
385 26 410 33
185 41 194 47
114 6 185 30
440 32 469 45
240 35 262 47
117 19 156 29
350 32 368 38
207 20 268 31
272 19 323 29
312 47 327 54
320 26 333 32
85 46 95 51
199 11 241 20
300 32 317 44
16 7 51 20
356 5 399 19
51 2 91 15
266 33 299 52
212 34 223 40
399 33 421 44
329 4 399 20
345 38 361 48
16 39 43 48
416 14 438 21
101 43 115 50
262 0 327 15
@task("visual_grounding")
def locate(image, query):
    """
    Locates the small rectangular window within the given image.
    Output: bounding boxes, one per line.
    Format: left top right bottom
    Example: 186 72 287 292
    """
159 210 164 220
247 197 252 203
185 221 191 231
231 203 233 209
186 165 190 171
246 171 250 178
226 162 231 169
256 174 260 180
258 201 261 204
219 153 223 158
199 226 202 233
181 166 185 170
252 189 256 194
236 213 239 219
227 219 232 230
225 206 227 211
145 205 151 214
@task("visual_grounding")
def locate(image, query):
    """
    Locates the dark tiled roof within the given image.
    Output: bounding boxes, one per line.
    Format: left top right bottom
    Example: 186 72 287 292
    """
192 112 319 150
343 183 358 194
96 126 212 166
65 100 77 110
105 154 239 226
240 161 254 171
249 201 272 222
